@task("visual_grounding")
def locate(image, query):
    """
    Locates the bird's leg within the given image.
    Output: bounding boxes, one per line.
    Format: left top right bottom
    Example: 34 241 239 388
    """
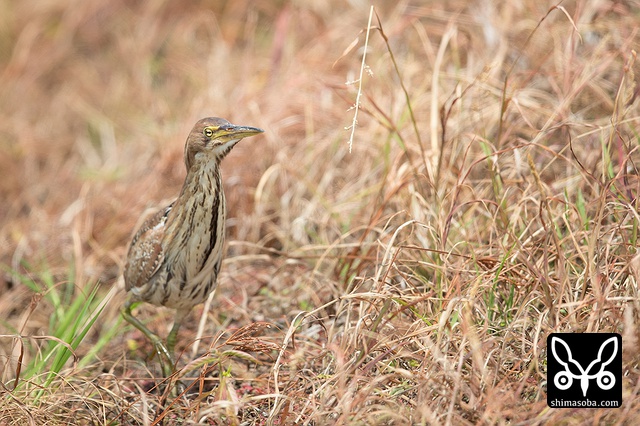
166 308 190 359
122 301 175 377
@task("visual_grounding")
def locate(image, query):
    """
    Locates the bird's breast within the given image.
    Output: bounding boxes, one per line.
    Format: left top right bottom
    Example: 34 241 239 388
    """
163 162 226 289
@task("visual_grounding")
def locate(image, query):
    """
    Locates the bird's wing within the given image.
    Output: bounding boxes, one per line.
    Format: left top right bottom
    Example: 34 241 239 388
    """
123 203 173 291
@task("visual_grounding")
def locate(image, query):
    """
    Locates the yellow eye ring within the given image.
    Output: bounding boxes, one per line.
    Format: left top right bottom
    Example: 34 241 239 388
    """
203 128 214 138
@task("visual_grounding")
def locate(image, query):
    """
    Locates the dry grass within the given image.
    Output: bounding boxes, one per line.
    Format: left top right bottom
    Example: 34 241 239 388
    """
1 0 640 424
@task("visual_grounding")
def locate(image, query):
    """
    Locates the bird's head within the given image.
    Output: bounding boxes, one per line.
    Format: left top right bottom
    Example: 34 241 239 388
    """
184 117 263 169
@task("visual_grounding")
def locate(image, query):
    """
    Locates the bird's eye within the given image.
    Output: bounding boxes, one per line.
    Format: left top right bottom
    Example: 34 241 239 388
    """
203 128 214 138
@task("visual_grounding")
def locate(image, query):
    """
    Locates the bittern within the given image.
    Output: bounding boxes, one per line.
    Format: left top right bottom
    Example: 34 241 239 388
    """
123 117 263 375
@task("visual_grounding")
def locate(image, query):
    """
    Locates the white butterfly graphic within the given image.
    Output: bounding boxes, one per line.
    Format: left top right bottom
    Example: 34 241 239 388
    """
551 336 617 397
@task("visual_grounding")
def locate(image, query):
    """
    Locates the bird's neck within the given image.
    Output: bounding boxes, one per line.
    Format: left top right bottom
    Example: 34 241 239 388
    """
164 156 224 247
163 154 226 283
180 156 222 199
184 139 240 171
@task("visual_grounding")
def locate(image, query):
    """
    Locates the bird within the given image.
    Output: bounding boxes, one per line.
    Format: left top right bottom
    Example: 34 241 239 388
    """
122 117 263 376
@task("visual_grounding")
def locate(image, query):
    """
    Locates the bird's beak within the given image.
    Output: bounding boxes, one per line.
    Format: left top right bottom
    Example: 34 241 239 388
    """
220 124 264 140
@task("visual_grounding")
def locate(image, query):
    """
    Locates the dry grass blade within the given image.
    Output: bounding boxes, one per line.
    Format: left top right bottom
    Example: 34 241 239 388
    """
225 322 277 353
346 5 375 154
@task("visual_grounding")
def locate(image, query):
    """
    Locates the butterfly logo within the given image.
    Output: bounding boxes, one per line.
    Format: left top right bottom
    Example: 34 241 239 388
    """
550 336 617 397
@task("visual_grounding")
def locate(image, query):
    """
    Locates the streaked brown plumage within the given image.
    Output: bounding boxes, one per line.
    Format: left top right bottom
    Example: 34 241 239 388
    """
123 117 263 374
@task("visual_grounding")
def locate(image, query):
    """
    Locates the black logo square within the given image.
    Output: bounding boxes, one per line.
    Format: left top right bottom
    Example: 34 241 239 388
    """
547 333 622 408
